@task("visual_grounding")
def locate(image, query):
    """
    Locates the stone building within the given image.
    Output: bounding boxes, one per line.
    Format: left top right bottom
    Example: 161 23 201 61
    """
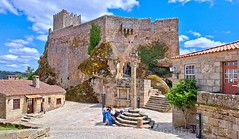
170 41 239 136
47 10 179 89
171 40 239 94
0 76 66 120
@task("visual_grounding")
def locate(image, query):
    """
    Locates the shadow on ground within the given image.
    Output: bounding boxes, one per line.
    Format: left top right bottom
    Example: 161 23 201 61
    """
90 103 102 108
152 122 195 139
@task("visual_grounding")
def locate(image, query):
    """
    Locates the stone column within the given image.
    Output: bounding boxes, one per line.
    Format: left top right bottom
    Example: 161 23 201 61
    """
131 63 137 109
130 49 140 110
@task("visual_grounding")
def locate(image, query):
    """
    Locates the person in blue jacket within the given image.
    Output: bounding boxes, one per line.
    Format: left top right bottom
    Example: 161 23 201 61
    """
102 105 107 123
105 106 113 125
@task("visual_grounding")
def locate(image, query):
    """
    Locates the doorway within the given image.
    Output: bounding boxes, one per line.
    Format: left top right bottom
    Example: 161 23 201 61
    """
222 61 238 94
27 98 34 114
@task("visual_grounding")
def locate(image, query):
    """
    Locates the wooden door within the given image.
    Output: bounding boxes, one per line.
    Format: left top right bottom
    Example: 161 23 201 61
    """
223 61 238 94
27 98 33 114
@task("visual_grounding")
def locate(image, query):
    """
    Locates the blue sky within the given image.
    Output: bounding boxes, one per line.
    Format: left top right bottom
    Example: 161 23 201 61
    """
0 0 238 72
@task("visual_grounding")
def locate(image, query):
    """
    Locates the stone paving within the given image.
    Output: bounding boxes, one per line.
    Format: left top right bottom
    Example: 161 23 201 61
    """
32 101 195 139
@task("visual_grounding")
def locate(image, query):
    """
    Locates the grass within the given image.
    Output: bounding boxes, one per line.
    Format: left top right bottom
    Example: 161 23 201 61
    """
0 124 23 131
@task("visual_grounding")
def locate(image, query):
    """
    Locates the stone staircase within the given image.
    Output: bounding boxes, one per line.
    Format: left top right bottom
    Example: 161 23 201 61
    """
143 95 171 112
21 113 43 122
115 109 155 129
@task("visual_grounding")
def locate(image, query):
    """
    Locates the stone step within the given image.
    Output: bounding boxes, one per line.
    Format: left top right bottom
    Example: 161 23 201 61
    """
145 103 169 107
115 120 151 129
119 114 148 121
21 118 30 122
146 102 169 105
144 106 168 111
116 117 150 125
143 106 170 112
123 112 142 117
26 113 43 118
149 96 167 99
147 98 168 101
147 100 168 103
144 104 169 108
23 116 32 119
128 109 140 113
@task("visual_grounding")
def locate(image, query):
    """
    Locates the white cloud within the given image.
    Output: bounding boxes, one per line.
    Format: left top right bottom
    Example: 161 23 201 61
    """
9 47 40 56
184 37 225 48
168 0 214 6
25 36 34 42
188 30 201 37
0 54 18 61
0 0 18 15
0 0 139 34
36 35 48 41
0 8 6 14
222 31 231 34
168 0 190 3
4 39 30 48
179 35 189 42
7 64 19 68
4 42 24 48
180 48 197 55
0 60 7 64
205 35 214 38
2 37 40 67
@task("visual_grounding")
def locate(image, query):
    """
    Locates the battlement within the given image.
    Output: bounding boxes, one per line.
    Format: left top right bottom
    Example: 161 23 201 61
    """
53 9 81 31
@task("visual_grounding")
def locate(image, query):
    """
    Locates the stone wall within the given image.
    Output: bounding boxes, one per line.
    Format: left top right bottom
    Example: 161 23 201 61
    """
197 91 239 139
92 77 152 108
5 96 25 120
0 120 50 139
53 10 81 31
172 50 239 93
48 16 106 88
0 93 6 119
48 13 179 89
172 107 196 127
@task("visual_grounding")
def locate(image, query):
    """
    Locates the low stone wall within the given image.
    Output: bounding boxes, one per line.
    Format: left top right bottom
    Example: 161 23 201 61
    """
172 107 196 127
197 91 239 139
0 119 50 139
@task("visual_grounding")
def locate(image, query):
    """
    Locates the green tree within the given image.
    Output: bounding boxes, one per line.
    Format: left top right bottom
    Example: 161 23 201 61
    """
138 42 169 76
25 66 34 77
165 78 198 128
88 23 101 55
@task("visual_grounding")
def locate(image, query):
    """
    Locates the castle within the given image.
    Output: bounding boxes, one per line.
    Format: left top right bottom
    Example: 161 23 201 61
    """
46 10 179 89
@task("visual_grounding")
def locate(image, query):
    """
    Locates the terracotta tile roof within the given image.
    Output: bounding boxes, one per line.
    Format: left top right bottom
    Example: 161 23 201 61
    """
0 80 66 96
171 40 239 59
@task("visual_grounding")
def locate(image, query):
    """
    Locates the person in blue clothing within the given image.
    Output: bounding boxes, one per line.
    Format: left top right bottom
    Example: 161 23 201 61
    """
105 106 113 125
102 105 107 123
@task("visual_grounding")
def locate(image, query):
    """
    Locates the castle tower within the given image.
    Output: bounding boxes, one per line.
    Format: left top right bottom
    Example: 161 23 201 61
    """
53 9 81 31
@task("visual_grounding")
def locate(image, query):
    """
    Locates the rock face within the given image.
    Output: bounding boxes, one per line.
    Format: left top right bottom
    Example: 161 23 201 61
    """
44 10 179 89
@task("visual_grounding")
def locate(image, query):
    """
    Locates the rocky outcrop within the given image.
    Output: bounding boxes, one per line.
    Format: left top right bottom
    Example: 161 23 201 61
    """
37 41 58 85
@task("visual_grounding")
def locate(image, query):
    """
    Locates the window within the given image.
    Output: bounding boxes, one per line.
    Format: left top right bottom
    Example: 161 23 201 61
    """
185 65 195 78
48 97 51 104
56 98 61 105
13 99 20 110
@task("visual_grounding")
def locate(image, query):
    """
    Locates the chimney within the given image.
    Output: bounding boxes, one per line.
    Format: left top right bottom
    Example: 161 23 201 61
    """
33 75 40 88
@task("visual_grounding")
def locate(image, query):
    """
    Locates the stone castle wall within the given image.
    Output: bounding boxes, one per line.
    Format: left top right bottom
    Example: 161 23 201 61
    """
53 10 81 31
48 16 106 88
48 12 179 88
172 50 239 93
197 91 239 139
